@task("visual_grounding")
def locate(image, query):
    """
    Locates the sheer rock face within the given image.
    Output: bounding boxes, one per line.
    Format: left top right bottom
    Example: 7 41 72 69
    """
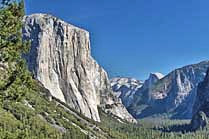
23 14 136 123
152 61 209 119
140 72 164 102
129 61 209 119
110 73 163 108
191 68 209 130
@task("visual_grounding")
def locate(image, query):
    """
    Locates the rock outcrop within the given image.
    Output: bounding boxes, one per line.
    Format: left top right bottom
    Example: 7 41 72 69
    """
23 14 136 123
191 68 209 130
191 111 208 130
139 72 164 102
129 61 209 119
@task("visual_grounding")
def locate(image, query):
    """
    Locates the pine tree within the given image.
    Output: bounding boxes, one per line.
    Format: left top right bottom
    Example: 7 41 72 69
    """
0 0 32 102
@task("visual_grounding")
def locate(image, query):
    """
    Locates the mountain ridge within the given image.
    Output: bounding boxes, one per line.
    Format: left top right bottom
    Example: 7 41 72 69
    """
111 61 209 119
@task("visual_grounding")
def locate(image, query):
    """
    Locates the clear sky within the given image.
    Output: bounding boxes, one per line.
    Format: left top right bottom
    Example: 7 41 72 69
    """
25 0 209 80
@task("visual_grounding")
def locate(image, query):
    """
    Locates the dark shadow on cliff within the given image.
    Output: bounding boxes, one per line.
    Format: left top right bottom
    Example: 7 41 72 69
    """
135 106 166 119
128 99 169 119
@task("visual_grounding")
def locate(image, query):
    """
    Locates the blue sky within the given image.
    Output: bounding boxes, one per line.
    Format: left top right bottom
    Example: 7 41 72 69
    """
25 0 209 80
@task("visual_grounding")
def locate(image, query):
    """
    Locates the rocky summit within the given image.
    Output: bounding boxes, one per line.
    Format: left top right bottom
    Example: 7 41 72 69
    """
112 72 164 118
117 61 209 119
22 14 136 123
138 72 164 102
148 61 209 119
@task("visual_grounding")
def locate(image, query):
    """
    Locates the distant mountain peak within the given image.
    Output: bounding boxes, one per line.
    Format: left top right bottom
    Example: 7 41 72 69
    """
110 77 143 108
150 72 164 80
128 61 209 119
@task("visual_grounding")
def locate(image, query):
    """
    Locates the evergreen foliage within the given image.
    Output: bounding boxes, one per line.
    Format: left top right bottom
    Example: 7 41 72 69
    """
0 0 32 103
0 0 89 138
1 0 209 139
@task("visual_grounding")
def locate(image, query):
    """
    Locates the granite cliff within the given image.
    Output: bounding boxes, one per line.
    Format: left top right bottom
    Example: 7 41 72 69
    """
113 62 209 119
22 14 136 123
191 68 209 130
